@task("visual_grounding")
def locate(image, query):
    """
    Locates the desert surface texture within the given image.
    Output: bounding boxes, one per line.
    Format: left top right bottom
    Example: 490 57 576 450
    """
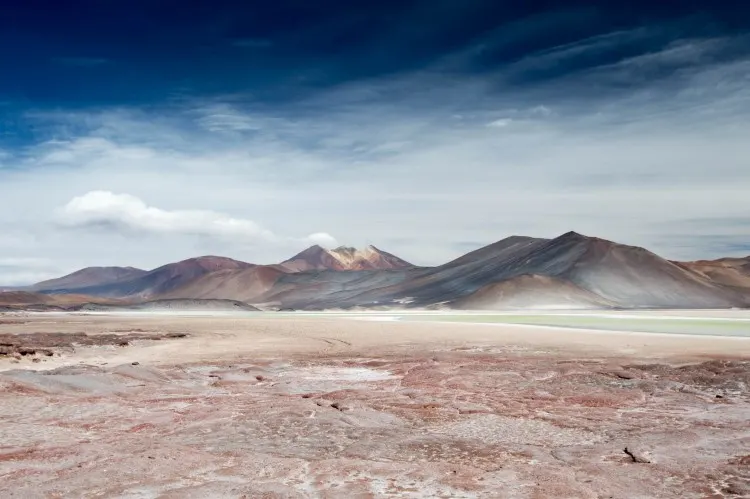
1 310 749 499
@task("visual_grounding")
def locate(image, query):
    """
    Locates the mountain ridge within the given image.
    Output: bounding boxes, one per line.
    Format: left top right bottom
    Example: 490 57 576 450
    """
11 234 750 310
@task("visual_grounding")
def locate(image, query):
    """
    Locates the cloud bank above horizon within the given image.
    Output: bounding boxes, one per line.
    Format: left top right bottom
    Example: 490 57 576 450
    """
1 0 749 284
59 191 337 249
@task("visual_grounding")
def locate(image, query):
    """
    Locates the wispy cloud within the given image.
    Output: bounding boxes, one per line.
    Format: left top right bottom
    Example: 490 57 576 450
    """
193 103 265 133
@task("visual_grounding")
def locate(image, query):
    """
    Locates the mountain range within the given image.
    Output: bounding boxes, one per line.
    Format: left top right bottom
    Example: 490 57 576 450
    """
3 234 749 311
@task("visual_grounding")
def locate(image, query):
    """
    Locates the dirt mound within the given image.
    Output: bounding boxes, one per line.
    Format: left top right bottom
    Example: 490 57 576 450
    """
0 291 56 306
0 331 188 360
79 298 260 312
0 291 124 310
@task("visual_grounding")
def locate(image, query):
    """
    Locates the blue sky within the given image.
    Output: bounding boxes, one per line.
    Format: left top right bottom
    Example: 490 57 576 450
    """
1 1 749 283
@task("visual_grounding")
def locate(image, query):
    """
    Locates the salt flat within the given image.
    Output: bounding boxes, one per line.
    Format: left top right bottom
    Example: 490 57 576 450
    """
0 311 748 498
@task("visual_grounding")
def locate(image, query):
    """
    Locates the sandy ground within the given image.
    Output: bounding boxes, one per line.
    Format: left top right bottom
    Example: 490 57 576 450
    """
1 312 749 498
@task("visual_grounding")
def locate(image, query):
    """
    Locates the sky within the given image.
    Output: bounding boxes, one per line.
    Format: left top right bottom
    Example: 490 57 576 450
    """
1 0 750 284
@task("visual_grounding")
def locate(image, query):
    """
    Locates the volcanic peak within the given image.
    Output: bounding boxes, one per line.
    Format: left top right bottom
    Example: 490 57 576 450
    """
281 244 412 271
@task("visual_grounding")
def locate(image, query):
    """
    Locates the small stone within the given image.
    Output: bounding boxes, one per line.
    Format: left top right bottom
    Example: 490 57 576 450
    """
131 362 140 366
623 447 651 464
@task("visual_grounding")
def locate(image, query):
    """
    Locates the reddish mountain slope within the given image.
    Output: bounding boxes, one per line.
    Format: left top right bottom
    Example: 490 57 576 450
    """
676 256 750 290
32 266 146 292
55 256 255 299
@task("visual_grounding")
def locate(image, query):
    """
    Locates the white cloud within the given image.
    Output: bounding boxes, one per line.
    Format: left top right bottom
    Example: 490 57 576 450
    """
58 191 336 248
307 233 339 248
487 118 512 127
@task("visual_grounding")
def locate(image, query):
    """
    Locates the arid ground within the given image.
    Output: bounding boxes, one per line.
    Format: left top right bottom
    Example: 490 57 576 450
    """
1 311 749 498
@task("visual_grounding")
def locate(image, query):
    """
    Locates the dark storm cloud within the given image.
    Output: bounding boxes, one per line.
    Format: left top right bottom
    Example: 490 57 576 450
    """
1 0 749 108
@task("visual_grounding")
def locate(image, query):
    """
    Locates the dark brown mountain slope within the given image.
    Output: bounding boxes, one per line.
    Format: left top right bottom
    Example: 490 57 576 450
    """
159 265 285 303
454 274 617 310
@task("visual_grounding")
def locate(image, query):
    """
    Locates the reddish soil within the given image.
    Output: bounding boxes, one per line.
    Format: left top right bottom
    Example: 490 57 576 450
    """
1 347 748 497
0 331 187 360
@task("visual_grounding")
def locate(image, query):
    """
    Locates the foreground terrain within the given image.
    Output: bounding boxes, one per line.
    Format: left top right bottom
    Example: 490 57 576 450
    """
1 312 749 498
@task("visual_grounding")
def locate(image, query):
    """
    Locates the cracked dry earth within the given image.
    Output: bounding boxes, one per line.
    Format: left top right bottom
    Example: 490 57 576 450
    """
1 313 750 498
1 352 749 497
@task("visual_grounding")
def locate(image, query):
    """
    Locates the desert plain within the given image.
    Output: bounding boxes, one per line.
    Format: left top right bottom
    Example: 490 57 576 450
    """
1 310 749 498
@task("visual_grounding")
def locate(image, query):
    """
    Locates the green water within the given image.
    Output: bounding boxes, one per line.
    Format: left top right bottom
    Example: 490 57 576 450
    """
399 314 750 337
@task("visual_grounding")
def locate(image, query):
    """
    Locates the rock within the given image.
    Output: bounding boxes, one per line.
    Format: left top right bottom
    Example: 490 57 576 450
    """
623 447 651 464
131 362 140 366
330 402 352 412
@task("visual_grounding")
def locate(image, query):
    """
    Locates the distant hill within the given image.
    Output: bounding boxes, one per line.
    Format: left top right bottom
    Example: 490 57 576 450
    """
0 291 124 310
32 266 147 292
676 256 750 290
47 256 254 299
